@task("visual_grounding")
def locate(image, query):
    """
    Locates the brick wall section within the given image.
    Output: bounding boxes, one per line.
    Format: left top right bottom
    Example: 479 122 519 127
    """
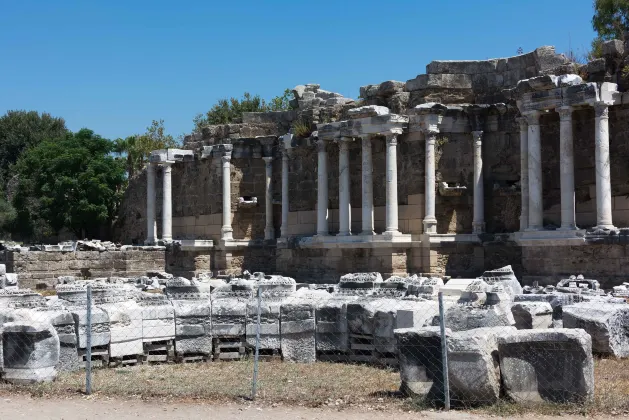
1 250 166 290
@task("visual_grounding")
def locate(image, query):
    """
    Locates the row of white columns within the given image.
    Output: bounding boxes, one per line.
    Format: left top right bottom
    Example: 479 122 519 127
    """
315 134 400 237
145 161 173 244
518 103 614 232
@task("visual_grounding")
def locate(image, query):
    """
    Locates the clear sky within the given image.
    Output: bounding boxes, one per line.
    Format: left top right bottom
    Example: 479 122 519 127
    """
0 0 597 141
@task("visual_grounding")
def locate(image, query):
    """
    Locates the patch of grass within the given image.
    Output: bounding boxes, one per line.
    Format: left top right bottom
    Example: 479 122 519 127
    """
292 120 312 138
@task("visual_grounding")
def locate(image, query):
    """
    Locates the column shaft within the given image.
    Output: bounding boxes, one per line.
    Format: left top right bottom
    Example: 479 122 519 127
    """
558 106 576 230
517 117 529 231
263 157 274 240
423 132 438 233
221 153 233 240
146 163 157 243
594 103 614 229
280 151 289 238
316 140 329 235
472 131 485 233
525 111 543 230
385 134 399 234
361 136 374 234
338 138 351 236
161 163 173 242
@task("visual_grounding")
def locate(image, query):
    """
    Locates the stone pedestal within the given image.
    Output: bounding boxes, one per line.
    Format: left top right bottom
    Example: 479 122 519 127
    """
161 162 173 242
146 163 157 244
517 117 529 231
280 149 290 238
385 134 400 235
594 103 615 229
263 157 274 240
221 151 233 240
423 131 437 233
472 131 485 233
316 140 329 236
525 111 542 231
338 137 352 236
558 106 577 230
361 136 374 235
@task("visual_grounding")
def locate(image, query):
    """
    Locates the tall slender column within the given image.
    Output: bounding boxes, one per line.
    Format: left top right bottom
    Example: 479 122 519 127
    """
161 162 173 242
517 117 529 231
423 130 438 233
280 148 290 238
594 103 615 229
338 137 352 236
360 135 374 235
221 150 233 240
146 163 157 244
385 134 399 235
263 157 274 240
525 110 542 230
558 106 577 230
472 131 485 233
316 140 329 236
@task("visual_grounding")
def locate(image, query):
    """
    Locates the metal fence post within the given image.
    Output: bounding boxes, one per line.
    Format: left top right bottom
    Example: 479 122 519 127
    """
86 284 92 395
438 291 450 410
251 286 262 400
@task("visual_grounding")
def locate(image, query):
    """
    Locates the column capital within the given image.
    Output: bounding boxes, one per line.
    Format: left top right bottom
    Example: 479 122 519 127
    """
262 156 273 166
160 161 174 169
316 139 327 152
516 116 528 131
220 153 232 164
522 110 541 126
594 102 609 119
557 105 573 121
385 133 399 146
424 130 438 144
471 130 483 142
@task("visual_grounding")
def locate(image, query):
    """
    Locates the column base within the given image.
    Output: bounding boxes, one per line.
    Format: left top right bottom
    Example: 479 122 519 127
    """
264 228 275 240
382 230 401 239
524 226 543 232
221 226 234 241
423 217 437 234
337 232 352 237
361 230 375 236
558 224 578 231
144 239 157 246
472 222 485 234
595 224 616 230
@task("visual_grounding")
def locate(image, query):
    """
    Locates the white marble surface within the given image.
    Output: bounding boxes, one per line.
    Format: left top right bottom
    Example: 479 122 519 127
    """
525 111 542 230
161 162 173 241
316 140 329 235
594 103 615 229
472 131 485 233
361 136 374 235
558 106 577 230
263 157 274 240
146 163 157 243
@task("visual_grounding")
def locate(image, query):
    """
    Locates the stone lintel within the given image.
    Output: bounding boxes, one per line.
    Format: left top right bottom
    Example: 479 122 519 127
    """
176 240 215 251
316 114 408 140
517 82 619 113
298 233 413 249
149 148 195 163
201 143 234 159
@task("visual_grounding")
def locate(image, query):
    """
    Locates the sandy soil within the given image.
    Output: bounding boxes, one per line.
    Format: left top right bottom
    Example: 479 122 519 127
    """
0 395 620 420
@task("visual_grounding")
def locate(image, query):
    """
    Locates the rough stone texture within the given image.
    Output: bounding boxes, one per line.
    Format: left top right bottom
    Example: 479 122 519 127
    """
280 289 329 363
497 329 594 403
444 302 515 331
511 302 553 329
563 303 629 357
2 322 60 384
1 250 166 290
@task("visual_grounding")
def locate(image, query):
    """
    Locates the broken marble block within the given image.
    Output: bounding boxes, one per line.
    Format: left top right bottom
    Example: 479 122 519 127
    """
481 265 522 298
2 321 60 384
444 302 515 332
166 278 213 358
563 302 629 357
210 278 253 338
448 326 516 404
394 327 450 401
498 329 594 403
440 278 489 301
280 289 329 363
245 275 296 351
511 302 553 330
138 292 176 345
315 295 357 353
513 293 583 328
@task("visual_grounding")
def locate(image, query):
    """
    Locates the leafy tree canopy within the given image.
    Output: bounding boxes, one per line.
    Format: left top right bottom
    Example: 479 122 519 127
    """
114 119 178 178
593 0 629 40
193 89 294 132
0 110 68 189
12 128 126 240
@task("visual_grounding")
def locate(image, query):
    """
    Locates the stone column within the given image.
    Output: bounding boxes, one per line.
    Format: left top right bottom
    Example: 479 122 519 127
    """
558 106 577 230
338 137 352 236
385 134 399 235
360 135 374 235
525 110 542 230
423 130 438 233
146 163 157 244
221 150 233 240
161 162 173 242
280 149 290 238
263 157 274 240
316 140 329 236
517 117 529 231
472 131 485 233
594 103 615 229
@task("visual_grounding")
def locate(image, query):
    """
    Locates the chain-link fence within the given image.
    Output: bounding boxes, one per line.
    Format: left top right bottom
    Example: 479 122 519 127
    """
0 269 626 411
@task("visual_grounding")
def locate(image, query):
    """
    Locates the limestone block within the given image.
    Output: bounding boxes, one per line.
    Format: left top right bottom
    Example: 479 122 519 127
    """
497 329 594 403
563 303 629 357
440 278 489 301
513 293 583 325
406 73 473 92
171 299 212 356
70 307 111 349
347 105 390 119
138 294 176 343
425 59 498 75
280 290 329 363
448 326 516 404
99 300 143 358
211 293 250 338
245 298 281 350
2 322 60 384
481 265 522 298
444 302 515 332
394 326 449 399
511 302 553 329
603 39 624 57
315 295 357 352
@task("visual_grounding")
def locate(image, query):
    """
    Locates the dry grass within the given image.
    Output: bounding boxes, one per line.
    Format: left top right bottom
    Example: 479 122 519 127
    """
3 357 629 415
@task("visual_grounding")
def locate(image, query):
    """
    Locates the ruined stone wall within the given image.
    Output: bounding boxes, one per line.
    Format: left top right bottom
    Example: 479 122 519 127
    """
1 250 166 290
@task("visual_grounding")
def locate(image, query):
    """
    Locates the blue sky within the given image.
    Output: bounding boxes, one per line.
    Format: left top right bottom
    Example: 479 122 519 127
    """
0 0 597 140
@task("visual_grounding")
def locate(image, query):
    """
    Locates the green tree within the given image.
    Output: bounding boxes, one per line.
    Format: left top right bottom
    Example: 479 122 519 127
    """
593 0 629 40
114 119 178 178
12 128 126 240
0 110 68 188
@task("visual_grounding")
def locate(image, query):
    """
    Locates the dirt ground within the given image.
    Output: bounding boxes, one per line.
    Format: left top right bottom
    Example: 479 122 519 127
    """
0 395 621 420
